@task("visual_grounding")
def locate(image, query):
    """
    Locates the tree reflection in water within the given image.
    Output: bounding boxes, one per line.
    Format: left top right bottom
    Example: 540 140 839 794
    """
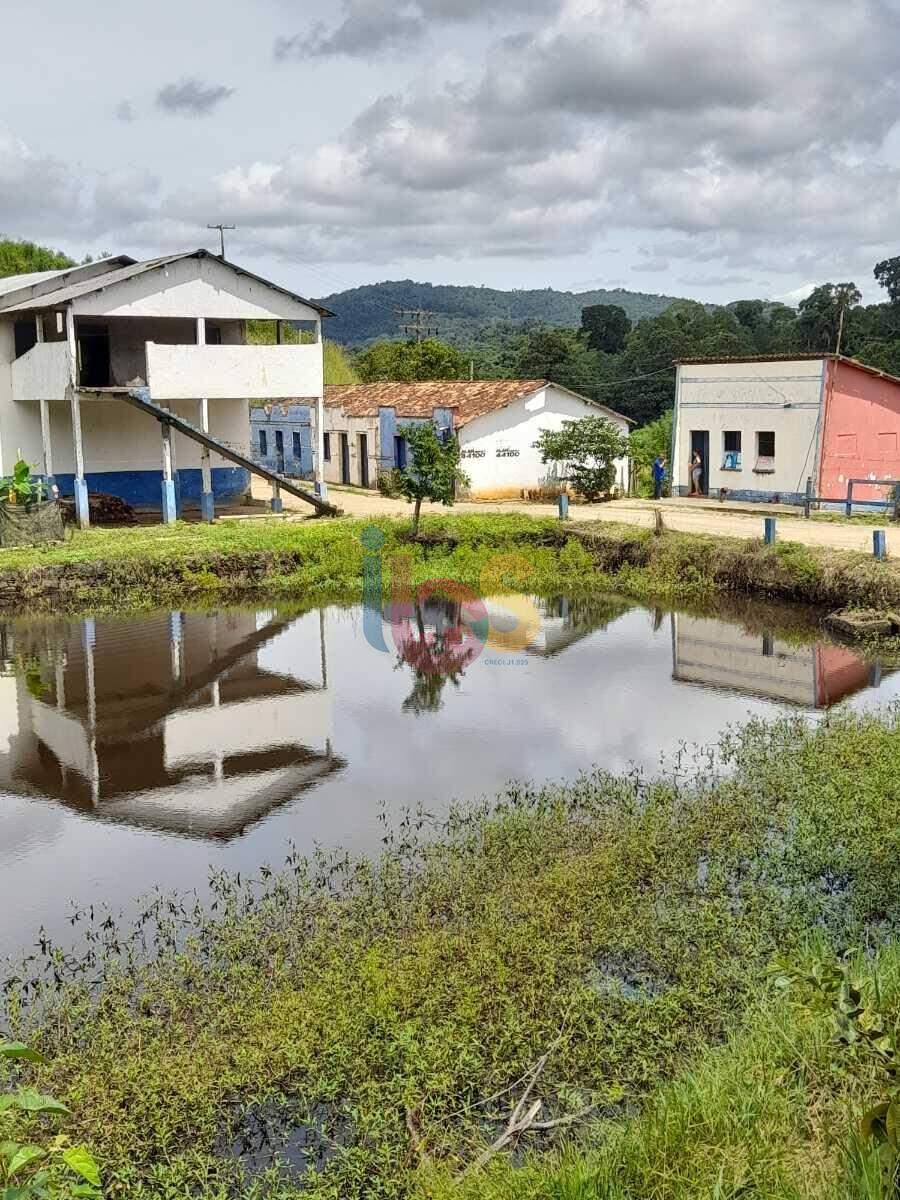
394 598 479 714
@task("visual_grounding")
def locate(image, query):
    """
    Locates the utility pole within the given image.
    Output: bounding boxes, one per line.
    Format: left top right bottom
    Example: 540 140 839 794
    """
835 298 846 357
207 223 235 258
396 307 439 343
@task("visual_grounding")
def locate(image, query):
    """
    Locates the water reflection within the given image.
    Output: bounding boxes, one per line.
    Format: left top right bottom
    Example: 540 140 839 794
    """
0 611 344 840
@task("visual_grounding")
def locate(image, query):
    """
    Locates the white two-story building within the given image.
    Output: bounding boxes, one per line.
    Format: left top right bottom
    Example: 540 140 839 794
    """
0 249 331 525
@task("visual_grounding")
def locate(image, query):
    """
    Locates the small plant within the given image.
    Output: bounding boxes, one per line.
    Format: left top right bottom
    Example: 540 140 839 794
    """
0 1039 101 1199
0 459 44 508
395 424 469 537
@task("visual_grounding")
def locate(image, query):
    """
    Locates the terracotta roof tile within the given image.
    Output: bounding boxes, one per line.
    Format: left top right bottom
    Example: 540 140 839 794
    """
324 379 632 426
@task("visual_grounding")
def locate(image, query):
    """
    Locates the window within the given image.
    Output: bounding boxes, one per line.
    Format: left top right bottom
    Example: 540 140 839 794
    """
275 430 284 455
323 432 331 461
394 435 407 470
258 429 268 456
13 320 37 360
292 431 302 458
755 431 775 474
722 430 742 470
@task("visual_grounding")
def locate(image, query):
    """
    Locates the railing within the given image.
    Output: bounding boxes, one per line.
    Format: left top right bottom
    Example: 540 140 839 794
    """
10 342 70 402
797 476 900 519
145 343 324 402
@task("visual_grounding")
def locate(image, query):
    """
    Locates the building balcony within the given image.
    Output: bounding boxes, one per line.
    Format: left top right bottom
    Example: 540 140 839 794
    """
11 339 324 404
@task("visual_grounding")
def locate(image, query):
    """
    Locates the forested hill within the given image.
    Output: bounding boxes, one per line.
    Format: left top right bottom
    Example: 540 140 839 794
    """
315 280 683 347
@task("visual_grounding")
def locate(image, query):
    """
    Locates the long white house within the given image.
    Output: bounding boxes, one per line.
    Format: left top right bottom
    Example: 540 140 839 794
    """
318 379 632 497
0 250 330 525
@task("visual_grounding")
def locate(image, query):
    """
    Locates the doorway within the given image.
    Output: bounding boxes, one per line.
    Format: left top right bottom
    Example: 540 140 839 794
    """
340 433 350 484
690 430 709 495
78 325 111 387
358 434 369 488
275 429 285 474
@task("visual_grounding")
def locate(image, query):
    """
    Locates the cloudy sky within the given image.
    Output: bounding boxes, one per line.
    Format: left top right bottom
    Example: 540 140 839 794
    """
2 0 899 305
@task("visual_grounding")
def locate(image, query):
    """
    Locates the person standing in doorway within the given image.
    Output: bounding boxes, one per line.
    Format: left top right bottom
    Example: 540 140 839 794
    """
690 449 703 496
652 455 667 500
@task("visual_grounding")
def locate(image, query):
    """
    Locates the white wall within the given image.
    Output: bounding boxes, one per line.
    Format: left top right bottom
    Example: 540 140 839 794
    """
318 407 379 486
674 360 825 497
459 385 630 499
72 256 324 323
146 343 324 402
10 342 70 401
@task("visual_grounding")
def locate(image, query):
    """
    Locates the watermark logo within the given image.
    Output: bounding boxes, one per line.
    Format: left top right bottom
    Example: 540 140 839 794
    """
360 525 541 673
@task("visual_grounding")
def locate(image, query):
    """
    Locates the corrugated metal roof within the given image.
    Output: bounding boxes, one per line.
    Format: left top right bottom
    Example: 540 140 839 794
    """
0 249 333 317
325 380 633 426
0 255 135 303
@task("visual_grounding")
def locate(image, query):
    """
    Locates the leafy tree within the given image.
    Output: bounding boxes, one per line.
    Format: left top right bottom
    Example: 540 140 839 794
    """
0 238 74 278
581 304 631 354
355 338 467 382
629 410 673 496
396 423 468 536
535 415 627 501
510 327 602 394
874 256 900 304
796 283 862 352
324 340 360 384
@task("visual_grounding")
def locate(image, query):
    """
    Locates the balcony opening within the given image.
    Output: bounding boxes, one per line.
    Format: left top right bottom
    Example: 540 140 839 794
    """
78 323 111 387
13 320 37 360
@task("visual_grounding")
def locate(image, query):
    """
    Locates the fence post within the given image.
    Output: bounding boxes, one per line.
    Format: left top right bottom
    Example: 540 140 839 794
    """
894 484 900 523
558 493 569 520
764 517 777 545
874 529 887 560
804 476 813 520
846 480 853 518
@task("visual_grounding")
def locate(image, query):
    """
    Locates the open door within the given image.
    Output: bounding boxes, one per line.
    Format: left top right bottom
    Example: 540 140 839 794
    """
690 430 709 495
358 434 369 487
340 433 350 484
78 325 111 387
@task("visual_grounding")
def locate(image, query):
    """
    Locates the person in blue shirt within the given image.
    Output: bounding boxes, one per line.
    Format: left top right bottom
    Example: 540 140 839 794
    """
652 455 667 500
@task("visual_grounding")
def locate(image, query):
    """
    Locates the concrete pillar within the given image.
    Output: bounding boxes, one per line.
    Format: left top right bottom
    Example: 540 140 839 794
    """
161 422 177 524
315 392 328 501
874 529 887 560
38 307 53 489
271 481 283 513
198 395 214 522
764 517 777 545
558 493 569 520
66 306 89 529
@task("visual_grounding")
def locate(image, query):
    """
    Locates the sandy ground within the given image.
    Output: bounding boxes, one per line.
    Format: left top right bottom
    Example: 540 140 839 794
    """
247 478 900 555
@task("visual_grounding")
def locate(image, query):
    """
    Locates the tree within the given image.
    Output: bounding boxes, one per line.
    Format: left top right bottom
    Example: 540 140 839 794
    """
629 410 673 496
356 338 467 382
396 423 468 536
0 238 74 278
324 340 361 384
535 415 627 501
796 283 862 352
581 304 631 354
510 327 602 394
875 256 900 304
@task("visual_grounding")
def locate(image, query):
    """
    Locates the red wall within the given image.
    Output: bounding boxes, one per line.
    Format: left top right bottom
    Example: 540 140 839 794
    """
819 360 900 503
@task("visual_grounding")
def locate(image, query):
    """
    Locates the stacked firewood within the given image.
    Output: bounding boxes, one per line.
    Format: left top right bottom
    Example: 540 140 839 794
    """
60 492 138 525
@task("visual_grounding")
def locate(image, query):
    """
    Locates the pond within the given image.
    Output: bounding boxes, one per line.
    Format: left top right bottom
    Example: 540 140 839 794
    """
0 593 896 962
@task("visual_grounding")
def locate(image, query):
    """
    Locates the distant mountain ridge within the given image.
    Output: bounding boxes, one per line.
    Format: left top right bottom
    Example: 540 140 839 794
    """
314 279 687 348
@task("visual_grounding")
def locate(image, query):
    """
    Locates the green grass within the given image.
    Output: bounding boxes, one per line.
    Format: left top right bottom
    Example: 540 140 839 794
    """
7 711 900 1197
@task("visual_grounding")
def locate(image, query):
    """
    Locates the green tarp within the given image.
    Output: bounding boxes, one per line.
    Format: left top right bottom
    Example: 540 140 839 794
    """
0 500 65 547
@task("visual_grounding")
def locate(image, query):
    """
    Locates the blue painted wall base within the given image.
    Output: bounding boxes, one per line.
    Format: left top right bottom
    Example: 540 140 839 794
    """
54 468 250 511
161 479 177 524
270 496 283 514
200 492 215 523
73 478 89 529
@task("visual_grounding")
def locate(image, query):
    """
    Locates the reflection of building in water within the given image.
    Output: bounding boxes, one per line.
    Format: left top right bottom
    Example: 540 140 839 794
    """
478 595 632 657
671 614 881 708
0 610 343 839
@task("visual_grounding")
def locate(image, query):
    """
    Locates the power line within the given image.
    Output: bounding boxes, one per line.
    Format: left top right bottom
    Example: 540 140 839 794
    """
397 307 439 343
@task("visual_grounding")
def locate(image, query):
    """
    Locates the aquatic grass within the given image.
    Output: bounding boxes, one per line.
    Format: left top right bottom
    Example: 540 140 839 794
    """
6 712 900 1195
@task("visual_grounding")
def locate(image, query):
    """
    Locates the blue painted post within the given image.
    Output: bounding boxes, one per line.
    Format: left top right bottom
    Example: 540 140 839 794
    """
764 516 776 545
160 422 177 524
874 529 887 560
73 478 90 529
270 481 283 514
558 492 569 520
198 395 214 523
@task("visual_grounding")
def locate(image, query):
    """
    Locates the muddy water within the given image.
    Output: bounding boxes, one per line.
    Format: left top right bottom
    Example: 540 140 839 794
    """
0 595 895 960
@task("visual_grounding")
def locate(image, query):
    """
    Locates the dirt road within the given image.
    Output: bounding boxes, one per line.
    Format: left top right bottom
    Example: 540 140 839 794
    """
249 478 898 555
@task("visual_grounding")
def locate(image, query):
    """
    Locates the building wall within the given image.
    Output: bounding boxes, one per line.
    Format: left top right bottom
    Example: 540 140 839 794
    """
673 359 825 502
818 360 900 505
458 385 630 499
378 406 455 474
250 405 313 477
319 407 379 487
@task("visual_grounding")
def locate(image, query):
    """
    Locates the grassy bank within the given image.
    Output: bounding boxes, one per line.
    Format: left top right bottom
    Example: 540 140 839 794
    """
5 711 900 1197
3 512 900 614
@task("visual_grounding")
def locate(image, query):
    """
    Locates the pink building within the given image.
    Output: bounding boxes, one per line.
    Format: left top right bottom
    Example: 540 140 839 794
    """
674 354 900 507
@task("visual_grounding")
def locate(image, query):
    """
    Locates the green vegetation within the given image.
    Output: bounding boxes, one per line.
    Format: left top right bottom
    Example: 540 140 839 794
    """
629 410 673 496
355 338 468 382
535 414 628 500
3 513 900 614
0 239 74 278
395 424 468 535
8 711 900 1197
